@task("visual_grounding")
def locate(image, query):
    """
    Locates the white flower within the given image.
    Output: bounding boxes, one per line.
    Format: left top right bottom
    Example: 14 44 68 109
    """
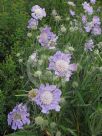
56 131 61 136
19 59 23 63
54 15 61 22
16 53 20 57
67 1 76 7
60 25 67 33
35 116 44 125
29 53 37 62
52 9 57 16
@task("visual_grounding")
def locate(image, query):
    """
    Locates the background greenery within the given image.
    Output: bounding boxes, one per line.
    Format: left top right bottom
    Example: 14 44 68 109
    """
0 0 102 136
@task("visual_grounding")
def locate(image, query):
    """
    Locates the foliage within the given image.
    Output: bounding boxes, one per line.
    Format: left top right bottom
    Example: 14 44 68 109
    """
0 0 102 136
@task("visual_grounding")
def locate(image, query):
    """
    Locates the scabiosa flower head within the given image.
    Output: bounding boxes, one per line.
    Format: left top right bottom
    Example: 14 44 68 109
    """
38 26 58 49
27 18 38 29
48 51 77 81
69 10 75 16
82 2 93 15
90 0 96 4
31 5 46 20
82 15 87 24
83 16 101 35
84 39 94 51
84 21 93 32
34 84 61 114
92 16 101 25
92 25 101 35
7 104 30 130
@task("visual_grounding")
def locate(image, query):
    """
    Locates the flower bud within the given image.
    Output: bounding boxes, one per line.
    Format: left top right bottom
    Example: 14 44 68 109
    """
60 25 66 33
16 53 20 57
60 97 66 105
27 32 32 37
54 15 61 22
50 122 57 129
35 116 44 126
28 89 37 101
19 59 23 63
34 71 42 77
56 131 61 136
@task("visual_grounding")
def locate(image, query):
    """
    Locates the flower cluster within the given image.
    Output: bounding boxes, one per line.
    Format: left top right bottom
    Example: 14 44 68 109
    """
82 2 93 15
83 16 101 35
38 26 58 49
82 1 101 36
28 5 46 29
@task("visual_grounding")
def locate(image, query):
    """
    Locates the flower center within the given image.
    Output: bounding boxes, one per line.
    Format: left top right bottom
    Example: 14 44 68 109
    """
35 9 42 15
55 60 68 73
40 91 53 105
13 113 22 120
48 40 56 47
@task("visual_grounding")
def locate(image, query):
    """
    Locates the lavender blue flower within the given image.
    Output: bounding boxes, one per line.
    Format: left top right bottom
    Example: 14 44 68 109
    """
92 25 101 35
34 84 61 114
83 16 101 35
82 15 87 24
84 39 94 51
82 2 93 15
48 51 77 81
27 18 38 29
90 0 96 4
84 21 93 32
8 104 30 130
31 5 46 20
38 26 58 49
69 10 75 16
92 16 101 25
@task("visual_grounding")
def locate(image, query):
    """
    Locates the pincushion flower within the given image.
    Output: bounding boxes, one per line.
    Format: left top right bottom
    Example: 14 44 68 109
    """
82 15 87 24
91 25 101 35
34 84 61 114
92 16 101 25
69 10 75 16
38 26 58 49
7 104 30 130
82 2 93 15
84 39 94 51
83 16 101 35
31 5 46 20
84 21 93 32
90 0 96 4
27 18 38 29
48 51 77 81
